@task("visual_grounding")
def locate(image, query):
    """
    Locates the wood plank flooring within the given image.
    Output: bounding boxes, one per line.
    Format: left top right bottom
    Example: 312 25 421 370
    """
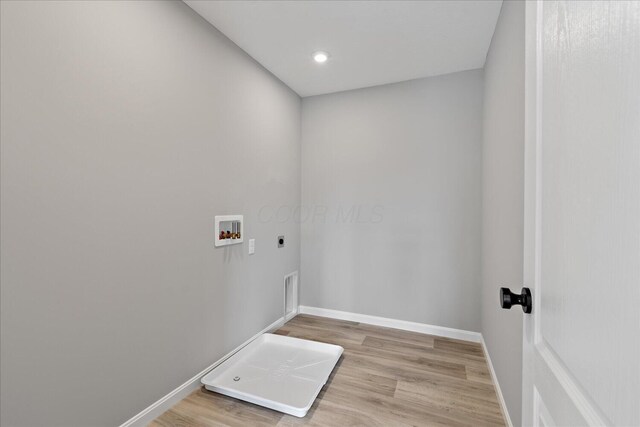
150 315 506 427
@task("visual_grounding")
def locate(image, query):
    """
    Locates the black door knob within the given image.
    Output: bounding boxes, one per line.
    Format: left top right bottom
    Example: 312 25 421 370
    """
500 287 532 313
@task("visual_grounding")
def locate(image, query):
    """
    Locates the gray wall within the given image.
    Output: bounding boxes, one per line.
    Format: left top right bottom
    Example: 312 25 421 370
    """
301 70 483 331
481 1 525 425
0 2 300 426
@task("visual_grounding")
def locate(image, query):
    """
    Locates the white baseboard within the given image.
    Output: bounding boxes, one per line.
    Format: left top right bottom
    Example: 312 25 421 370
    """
297 305 482 343
118 316 286 427
480 337 513 427
285 308 298 322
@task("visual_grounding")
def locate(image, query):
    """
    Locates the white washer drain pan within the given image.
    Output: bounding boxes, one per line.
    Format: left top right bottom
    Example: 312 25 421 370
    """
201 333 343 417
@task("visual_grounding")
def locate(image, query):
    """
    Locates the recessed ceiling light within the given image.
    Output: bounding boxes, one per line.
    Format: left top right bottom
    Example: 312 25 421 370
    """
313 51 329 63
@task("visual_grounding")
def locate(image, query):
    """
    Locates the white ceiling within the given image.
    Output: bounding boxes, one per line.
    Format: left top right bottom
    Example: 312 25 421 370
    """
184 1 502 97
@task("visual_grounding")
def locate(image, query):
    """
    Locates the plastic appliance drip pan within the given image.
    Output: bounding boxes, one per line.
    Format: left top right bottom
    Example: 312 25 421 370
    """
201 333 343 417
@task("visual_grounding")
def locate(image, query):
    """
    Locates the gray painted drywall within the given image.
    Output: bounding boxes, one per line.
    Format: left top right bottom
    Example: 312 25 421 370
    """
0 2 300 426
481 1 525 425
300 70 483 331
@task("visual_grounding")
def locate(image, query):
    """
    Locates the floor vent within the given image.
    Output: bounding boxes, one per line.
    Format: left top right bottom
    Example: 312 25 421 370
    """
284 271 298 321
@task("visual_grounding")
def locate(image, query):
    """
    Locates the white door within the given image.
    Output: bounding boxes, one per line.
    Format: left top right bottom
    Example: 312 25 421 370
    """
522 1 640 426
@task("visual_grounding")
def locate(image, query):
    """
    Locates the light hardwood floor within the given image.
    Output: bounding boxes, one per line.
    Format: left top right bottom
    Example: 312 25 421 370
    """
150 315 506 427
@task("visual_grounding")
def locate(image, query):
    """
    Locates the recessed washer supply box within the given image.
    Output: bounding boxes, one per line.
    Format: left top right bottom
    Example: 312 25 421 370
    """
215 215 243 247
